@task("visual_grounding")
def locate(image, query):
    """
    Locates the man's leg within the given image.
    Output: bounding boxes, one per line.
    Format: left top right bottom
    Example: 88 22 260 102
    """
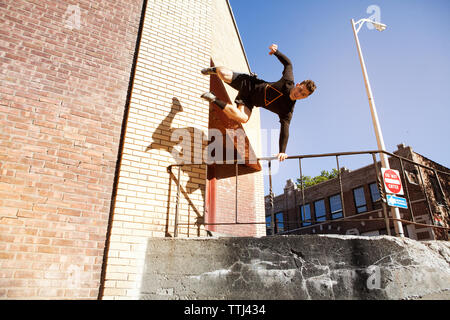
201 66 252 123
200 92 250 123
201 66 233 84
223 103 251 123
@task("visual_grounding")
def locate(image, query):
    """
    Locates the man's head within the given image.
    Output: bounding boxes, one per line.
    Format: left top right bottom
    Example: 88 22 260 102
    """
290 80 316 100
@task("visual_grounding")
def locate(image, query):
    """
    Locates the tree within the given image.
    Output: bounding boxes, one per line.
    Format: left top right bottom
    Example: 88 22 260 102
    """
296 168 339 189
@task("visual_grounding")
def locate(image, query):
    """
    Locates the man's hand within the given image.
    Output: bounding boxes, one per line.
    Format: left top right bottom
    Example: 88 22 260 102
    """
276 153 288 162
269 44 278 55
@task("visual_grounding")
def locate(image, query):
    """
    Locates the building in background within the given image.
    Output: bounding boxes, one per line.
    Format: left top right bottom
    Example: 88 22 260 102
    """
0 0 265 300
265 144 450 240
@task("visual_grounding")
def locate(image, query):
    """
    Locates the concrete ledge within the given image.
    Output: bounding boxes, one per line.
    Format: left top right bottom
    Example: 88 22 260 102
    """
140 235 450 300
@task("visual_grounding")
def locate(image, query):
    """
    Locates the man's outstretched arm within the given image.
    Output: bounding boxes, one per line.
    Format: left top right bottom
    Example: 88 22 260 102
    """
277 119 290 162
269 44 294 81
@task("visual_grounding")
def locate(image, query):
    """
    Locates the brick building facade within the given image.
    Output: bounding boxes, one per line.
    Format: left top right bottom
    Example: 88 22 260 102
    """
266 144 450 241
0 0 265 300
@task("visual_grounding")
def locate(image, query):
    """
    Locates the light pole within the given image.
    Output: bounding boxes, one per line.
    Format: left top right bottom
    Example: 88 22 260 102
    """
351 18 405 237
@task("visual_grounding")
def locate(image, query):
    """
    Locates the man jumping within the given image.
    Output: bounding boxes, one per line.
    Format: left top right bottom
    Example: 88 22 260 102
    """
200 44 316 162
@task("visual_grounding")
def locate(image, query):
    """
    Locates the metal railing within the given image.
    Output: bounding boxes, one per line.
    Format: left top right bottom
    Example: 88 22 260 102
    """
167 149 450 239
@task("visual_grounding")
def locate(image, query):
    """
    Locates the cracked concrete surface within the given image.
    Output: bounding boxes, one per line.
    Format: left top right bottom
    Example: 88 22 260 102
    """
140 235 450 300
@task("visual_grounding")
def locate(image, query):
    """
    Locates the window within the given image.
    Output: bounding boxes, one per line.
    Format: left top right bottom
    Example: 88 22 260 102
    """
265 216 272 235
430 175 445 205
274 212 284 234
266 213 284 235
314 199 326 222
369 182 381 202
300 204 311 226
353 187 367 213
369 182 382 210
405 170 419 185
329 194 343 219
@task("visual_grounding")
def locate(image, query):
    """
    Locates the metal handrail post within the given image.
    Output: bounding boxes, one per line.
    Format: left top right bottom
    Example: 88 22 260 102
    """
433 169 450 215
372 153 391 235
336 155 346 218
174 165 182 237
235 161 239 224
268 161 275 235
417 164 436 227
399 158 415 222
299 158 306 226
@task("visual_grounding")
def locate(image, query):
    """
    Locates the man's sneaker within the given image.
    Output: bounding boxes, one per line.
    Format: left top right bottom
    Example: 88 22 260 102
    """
201 92 216 102
201 67 217 75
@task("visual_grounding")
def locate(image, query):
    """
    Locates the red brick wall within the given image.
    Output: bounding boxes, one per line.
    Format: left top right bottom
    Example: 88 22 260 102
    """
0 0 143 299
213 169 259 236
205 73 261 237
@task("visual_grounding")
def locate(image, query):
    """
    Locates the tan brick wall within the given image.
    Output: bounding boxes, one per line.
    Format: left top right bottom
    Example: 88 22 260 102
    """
101 0 213 299
0 0 142 299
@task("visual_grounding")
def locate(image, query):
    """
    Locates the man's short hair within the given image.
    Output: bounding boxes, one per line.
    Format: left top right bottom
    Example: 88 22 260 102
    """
301 80 316 95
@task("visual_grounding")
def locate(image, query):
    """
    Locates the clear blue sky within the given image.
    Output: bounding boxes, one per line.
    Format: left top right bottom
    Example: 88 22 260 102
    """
229 0 450 195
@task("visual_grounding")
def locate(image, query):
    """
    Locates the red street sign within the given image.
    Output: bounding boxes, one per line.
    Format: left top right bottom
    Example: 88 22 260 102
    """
381 168 404 195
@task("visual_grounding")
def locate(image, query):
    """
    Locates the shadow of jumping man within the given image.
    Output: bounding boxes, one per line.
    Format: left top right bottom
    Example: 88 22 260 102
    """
146 97 208 237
